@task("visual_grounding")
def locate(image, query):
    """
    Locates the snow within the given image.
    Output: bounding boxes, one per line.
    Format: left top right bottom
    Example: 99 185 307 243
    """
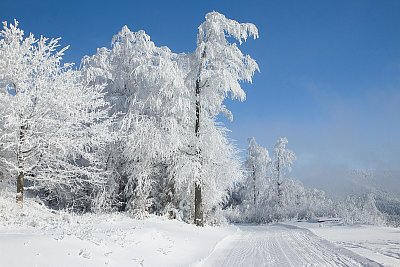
0 212 234 267
1 206 399 267
1 196 399 267
290 221 400 267
197 224 379 267
0 192 236 267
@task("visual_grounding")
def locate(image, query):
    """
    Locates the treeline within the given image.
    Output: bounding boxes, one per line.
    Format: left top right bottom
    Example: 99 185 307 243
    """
225 137 387 225
0 12 258 226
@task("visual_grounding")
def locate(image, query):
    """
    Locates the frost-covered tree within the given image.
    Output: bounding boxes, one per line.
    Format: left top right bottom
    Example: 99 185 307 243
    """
271 137 295 204
245 137 270 206
225 137 311 223
171 118 243 223
82 26 191 216
336 193 385 225
0 20 111 207
81 13 257 224
186 11 259 226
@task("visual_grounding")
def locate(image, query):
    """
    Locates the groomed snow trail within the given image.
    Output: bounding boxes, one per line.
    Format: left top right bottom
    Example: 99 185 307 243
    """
198 224 381 267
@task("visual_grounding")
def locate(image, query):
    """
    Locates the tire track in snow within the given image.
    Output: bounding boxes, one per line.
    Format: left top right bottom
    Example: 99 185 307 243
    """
198 224 381 267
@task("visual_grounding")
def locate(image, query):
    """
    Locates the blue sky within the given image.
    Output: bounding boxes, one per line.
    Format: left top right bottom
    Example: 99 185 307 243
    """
2 0 400 192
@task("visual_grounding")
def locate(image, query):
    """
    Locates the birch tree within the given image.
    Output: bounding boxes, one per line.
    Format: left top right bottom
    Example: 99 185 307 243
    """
188 11 259 226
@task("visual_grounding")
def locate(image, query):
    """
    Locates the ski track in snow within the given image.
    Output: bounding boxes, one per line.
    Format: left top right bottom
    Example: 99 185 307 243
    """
198 224 382 267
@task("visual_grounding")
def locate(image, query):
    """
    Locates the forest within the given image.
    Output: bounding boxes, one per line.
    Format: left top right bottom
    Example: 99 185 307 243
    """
0 12 395 228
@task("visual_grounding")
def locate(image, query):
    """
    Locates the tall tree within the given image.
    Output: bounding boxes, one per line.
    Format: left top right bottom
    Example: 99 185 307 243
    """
189 12 259 226
271 137 295 204
245 137 270 206
0 20 111 207
82 26 191 216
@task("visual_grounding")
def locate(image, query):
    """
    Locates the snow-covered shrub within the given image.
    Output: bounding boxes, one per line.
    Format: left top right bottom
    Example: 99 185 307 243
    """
335 193 386 225
225 177 335 224
375 195 400 227
205 206 229 226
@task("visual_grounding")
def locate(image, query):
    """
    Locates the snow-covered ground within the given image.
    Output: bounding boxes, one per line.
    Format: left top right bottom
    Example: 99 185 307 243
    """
0 213 233 267
197 224 380 267
292 221 400 267
1 199 399 267
0 196 235 267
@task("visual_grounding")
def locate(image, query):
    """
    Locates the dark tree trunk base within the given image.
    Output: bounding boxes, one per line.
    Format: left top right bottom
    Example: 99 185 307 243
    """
16 171 24 206
194 182 203 226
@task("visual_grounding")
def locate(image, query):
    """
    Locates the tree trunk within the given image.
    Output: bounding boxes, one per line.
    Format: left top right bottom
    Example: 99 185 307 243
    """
167 177 176 219
16 171 24 205
194 182 203 226
167 179 175 205
16 124 26 206
277 160 282 206
193 47 206 227
117 176 127 211
194 76 203 226
253 166 256 205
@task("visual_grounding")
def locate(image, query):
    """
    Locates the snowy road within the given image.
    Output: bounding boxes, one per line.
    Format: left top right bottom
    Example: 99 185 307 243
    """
198 224 382 267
